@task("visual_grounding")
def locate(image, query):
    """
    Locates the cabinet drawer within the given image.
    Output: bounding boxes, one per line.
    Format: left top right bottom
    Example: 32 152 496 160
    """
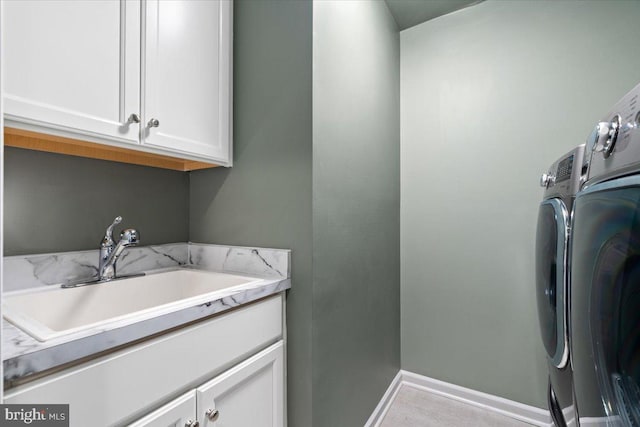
4 296 283 427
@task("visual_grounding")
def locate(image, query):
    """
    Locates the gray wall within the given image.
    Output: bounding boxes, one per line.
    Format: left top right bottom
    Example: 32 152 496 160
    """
4 147 189 256
312 1 400 426
190 2 400 426
400 0 640 408
188 1 313 425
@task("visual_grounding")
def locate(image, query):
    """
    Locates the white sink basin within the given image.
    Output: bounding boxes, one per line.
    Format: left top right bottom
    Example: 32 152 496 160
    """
3 269 260 342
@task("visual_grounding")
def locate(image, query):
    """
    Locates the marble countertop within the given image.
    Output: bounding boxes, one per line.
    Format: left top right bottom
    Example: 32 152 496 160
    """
2 243 291 386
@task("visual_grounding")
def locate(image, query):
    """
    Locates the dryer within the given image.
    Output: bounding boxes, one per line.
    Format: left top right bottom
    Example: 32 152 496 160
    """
536 144 585 427
570 82 640 426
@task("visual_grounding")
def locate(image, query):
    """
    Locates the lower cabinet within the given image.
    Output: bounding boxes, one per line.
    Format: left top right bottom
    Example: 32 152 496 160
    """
128 342 284 427
196 341 284 427
4 295 285 427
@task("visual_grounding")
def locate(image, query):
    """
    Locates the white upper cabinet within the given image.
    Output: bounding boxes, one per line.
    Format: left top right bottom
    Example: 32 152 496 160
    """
3 0 232 167
4 0 141 145
143 0 232 164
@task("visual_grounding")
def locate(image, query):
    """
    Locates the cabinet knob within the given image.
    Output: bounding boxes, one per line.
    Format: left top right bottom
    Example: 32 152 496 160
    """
147 118 160 128
206 408 220 421
126 113 140 124
185 420 199 427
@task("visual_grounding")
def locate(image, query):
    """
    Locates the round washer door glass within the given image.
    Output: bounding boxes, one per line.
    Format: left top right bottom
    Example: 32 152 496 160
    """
535 198 569 368
572 177 640 424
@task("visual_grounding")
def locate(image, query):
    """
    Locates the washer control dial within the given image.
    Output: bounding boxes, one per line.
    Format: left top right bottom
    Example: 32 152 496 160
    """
588 122 611 153
601 114 622 158
540 173 555 188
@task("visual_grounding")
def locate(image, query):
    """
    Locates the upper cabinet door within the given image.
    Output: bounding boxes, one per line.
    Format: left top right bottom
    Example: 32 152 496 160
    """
143 0 232 165
3 0 141 145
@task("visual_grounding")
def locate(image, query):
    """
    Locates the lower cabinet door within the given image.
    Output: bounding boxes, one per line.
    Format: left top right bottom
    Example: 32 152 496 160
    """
196 341 284 427
128 391 197 427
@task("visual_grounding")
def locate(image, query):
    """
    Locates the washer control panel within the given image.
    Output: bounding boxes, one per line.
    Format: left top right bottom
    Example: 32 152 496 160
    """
586 82 640 186
541 145 584 198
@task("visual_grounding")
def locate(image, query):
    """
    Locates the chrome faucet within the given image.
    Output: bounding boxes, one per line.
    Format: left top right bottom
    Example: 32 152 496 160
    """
99 216 140 281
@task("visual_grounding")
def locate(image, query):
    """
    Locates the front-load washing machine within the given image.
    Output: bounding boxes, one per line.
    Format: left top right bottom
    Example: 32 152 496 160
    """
536 144 585 427
570 82 640 426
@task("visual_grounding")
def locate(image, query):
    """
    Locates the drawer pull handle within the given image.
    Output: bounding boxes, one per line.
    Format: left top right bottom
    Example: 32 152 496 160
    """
147 118 160 128
206 408 220 421
126 113 140 124
185 420 199 427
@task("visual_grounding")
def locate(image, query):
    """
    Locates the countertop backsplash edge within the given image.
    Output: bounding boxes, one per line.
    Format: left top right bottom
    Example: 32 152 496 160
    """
3 242 291 292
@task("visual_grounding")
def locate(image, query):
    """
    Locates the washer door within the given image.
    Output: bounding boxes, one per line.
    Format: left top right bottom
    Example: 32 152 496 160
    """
535 198 569 368
571 176 640 424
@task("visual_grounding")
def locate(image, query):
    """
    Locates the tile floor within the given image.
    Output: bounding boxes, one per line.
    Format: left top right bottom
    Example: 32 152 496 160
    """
379 385 535 427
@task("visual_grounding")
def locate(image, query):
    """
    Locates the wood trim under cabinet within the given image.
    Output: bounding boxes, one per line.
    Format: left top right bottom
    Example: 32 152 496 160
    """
3 127 218 171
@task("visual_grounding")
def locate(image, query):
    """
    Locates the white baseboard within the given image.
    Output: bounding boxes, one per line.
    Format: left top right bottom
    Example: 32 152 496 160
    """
364 371 403 427
563 404 577 427
365 369 552 427
579 416 622 426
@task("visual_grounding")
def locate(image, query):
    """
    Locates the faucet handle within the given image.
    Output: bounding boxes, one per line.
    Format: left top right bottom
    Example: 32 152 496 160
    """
102 216 123 246
120 228 139 245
